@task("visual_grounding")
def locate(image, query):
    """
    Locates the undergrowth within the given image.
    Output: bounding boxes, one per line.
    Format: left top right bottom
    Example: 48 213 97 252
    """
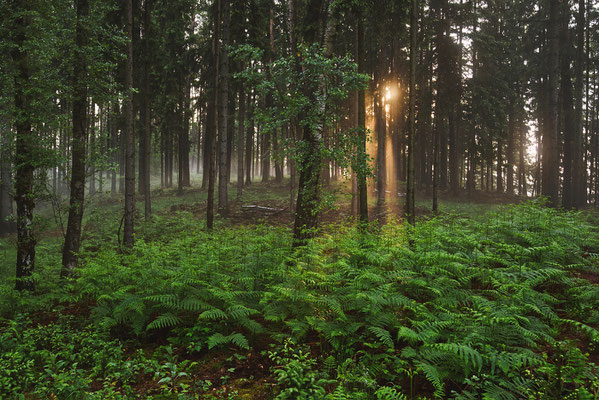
1 201 599 399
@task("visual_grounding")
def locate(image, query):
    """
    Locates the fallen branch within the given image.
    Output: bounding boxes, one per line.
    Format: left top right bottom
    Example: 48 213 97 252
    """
241 205 285 213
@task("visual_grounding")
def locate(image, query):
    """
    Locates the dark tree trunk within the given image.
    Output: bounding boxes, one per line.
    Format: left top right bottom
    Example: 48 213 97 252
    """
245 91 253 186
217 0 230 215
374 68 386 207
356 12 368 225
506 100 515 194
237 85 245 198
541 0 561 207
519 119 528 196
292 0 326 246
406 0 417 225
123 0 136 247
497 140 503 192
226 91 235 185
207 0 220 229
142 0 152 218
0 121 15 235
89 109 96 196
573 0 585 207
110 103 119 195
62 0 89 277
13 2 36 291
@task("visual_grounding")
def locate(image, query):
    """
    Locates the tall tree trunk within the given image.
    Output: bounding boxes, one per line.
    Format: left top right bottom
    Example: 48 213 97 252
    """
573 0 585 207
207 0 220 229
142 0 152 217
356 12 368 225
13 1 36 290
561 1 575 209
406 0 417 225
62 0 89 276
123 0 135 247
292 0 326 246
217 0 230 215
541 0 561 207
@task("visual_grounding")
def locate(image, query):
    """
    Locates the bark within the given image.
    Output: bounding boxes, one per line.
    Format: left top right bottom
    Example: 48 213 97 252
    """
356 12 368 225
292 0 326 246
573 0 585 207
62 0 89 277
217 0 230 215
142 0 152 217
519 119 527 196
406 0 417 225
245 91 253 185
237 85 245 198
0 123 15 235
123 0 136 247
506 100 515 194
226 92 235 184
13 2 36 291
110 103 119 195
541 0 560 207
207 0 220 230
374 68 386 207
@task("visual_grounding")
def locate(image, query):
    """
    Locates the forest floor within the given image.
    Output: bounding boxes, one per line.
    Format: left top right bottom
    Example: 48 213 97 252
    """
1 180 598 399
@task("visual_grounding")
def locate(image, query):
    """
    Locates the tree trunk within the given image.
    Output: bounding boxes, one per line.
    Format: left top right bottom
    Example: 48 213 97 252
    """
356 12 368 225
237 85 245 198
572 0 585 207
0 121 15 235
13 1 36 290
406 0 417 225
541 0 561 207
207 0 220 229
142 0 152 218
62 0 89 277
245 91 253 186
374 69 386 207
217 0 230 215
292 0 326 246
123 0 135 247
506 100 515 194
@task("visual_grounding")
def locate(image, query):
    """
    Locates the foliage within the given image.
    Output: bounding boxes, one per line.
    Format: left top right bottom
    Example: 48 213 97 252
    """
1 202 599 398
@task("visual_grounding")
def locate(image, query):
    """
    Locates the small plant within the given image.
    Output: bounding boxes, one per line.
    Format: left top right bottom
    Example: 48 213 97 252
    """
269 339 335 400
154 345 196 394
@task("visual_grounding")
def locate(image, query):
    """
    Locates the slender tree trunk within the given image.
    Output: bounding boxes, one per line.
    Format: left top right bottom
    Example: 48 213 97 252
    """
237 85 245 198
573 0 585 207
123 0 135 247
374 69 386 207
217 0 230 215
406 0 417 225
13 2 36 290
226 92 235 184
356 13 368 225
142 0 152 217
507 100 515 194
245 91 253 186
542 0 561 207
207 0 220 229
62 0 89 276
